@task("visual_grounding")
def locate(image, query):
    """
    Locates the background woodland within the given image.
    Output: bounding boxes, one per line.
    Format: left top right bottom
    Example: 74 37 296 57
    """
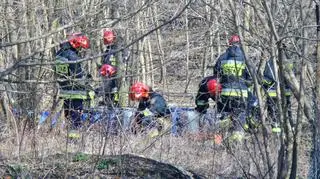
0 0 320 178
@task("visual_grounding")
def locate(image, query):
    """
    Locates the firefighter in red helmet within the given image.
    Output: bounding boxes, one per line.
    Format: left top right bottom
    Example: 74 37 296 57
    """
103 29 116 46
55 32 91 139
129 82 150 102
100 64 117 77
228 35 240 46
99 28 130 107
195 76 222 114
213 35 251 115
129 82 169 134
190 75 222 141
212 34 254 141
95 64 119 107
68 32 90 49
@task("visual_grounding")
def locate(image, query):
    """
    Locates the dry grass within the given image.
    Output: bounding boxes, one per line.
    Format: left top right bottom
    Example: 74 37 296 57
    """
0 119 312 178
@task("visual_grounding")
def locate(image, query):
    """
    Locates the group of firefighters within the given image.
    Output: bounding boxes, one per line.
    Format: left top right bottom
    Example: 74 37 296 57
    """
55 29 293 141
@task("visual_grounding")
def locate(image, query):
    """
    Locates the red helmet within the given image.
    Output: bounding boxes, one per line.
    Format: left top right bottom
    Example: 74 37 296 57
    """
129 82 150 101
207 79 222 96
103 28 116 45
68 32 90 49
100 64 117 77
228 35 240 45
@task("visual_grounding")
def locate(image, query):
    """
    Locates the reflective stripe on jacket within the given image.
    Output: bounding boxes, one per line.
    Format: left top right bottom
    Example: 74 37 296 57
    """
221 60 246 77
221 88 248 97
59 90 95 100
267 88 291 97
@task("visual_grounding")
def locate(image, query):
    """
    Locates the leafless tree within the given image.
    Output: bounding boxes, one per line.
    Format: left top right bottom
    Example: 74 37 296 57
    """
0 0 318 178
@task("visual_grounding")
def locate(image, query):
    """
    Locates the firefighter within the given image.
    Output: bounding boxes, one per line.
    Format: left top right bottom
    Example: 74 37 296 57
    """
95 64 118 108
262 57 293 133
100 28 130 107
55 32 90 139
213 35 252 141
195 76 222 114
192 76 223 141
129 82 169 136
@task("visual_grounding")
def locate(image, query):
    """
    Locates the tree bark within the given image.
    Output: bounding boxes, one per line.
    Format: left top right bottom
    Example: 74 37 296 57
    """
312 3 320 178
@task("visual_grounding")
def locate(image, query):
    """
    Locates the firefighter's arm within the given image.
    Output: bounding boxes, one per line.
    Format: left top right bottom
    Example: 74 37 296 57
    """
142 108 153 117
148 95 167 116
195 92 210 114
68 52 85 79
136 101 151 117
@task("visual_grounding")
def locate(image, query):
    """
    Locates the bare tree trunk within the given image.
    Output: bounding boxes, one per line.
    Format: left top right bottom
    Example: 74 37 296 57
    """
312 3 320 178
289 55 305 179
276 41 290 179
243 0 251 54
228 0 243 40
260 1 291 177
135 2 146 83
204 0 215 77
147 32 154 87
145 34 152 86
152 4 166 87
289 2 307 178
184 0 190 93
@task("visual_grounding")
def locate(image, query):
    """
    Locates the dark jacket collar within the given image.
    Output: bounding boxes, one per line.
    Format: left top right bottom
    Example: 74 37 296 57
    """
59 42 77 52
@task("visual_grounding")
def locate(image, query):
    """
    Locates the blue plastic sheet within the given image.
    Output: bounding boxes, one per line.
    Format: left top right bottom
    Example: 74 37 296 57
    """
39 111 50 125
19 106 251 135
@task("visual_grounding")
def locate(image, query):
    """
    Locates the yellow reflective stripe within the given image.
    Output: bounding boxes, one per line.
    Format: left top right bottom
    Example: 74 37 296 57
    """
88 90 96 107
143 109 153 116
59 94 88 99
55 59 69 74
243 124 249 130
60 90 87 95
221 60 246 76
267 90 277 97
68 131 80 139
263 79 273 85
272 127 281 133
114 92 119 102
285 89 291 96
221 91 248 97
229 131 245 142
221 88 248 97
221 60 245 65
222 64 245 76
267 90 291 97
88 91 95 100
56 64 69 74
59 90 89 99
110 55 118 66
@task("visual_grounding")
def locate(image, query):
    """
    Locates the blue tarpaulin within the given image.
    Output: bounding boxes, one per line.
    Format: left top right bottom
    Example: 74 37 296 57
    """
13 106 247 135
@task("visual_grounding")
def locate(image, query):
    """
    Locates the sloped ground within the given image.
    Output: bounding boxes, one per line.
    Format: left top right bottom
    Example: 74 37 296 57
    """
0 120 312 179
0 104 312 178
